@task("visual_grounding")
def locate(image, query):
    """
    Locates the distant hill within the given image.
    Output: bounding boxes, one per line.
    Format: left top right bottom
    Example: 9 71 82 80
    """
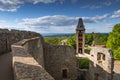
42 33 75 38
42 33 108 38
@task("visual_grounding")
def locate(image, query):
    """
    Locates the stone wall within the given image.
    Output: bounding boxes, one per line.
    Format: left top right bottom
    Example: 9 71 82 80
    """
22 37 44 67
12 37 54 80
88 47 114 80
43 43 77 80
0 29 43 54
0 28 78 80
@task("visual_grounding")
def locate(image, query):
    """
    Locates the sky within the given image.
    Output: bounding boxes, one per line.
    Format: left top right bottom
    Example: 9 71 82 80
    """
0 0 120 34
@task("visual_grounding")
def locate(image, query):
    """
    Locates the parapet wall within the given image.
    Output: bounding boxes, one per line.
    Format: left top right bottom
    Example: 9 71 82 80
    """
0 29 43 54
12 37 54 80
43 43 77 80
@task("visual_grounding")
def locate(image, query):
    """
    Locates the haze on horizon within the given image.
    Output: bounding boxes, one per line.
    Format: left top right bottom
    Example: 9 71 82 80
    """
0 0 120 34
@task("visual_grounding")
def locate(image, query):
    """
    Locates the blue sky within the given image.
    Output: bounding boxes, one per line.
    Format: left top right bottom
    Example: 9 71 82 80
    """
0 0 120 34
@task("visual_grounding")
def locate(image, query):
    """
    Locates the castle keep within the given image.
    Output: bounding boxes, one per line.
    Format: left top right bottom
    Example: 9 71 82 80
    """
0 18 118 80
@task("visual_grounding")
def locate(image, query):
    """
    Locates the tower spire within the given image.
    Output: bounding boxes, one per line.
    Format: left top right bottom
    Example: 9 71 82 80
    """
76 18 85 54
76 18 85 30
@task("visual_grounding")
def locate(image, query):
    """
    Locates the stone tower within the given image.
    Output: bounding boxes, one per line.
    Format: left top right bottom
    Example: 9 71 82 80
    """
76 18 85 54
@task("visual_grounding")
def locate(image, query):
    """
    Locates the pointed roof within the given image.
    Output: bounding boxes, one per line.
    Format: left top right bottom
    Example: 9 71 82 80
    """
76 18 85 30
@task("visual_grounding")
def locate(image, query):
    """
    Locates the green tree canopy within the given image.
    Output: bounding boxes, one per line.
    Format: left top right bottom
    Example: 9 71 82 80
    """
85 33 94 45
94 33 108 45
45 37 60 45
66 35 76 49
106 24 120 60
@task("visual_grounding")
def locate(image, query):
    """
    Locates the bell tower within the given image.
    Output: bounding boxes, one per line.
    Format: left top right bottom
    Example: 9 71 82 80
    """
76 18 85 54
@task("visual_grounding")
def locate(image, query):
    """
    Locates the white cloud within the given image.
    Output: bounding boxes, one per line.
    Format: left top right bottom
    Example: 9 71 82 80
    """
0 0 56 12
90 5 101 9
111 9 120 18
0 13 111 33
19 15 78 26
83 14 109 23
103 1 112 6
104 24 114 28
0 20 6 23
17 14 109 33
20 14 109 27
80 5 101 9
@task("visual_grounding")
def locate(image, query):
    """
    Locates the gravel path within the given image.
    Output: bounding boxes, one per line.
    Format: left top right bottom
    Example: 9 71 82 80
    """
0 53 14 80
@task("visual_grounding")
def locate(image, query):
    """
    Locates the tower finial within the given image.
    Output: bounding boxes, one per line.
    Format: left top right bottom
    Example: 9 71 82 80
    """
76 18 85 30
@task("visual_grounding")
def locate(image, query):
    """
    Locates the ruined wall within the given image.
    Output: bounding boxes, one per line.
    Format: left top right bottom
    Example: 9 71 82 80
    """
43 43 77 80
88 47 114 80
0 28 78 80
12 37 54 80
0 29 43 54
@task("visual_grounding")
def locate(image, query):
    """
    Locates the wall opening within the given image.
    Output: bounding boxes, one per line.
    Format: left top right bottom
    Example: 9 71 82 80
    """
62 69 68 78
97 52 106 63
79 48 82 53
97 53 101 60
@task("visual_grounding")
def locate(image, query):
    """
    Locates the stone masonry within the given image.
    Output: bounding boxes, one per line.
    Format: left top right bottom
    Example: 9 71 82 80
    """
88 47 114 80
0 28 77 80
12 37 54 80
0 29 43 54
43 43 77 80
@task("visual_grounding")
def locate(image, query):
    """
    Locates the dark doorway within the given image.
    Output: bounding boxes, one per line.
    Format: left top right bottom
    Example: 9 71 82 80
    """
62 69 68 78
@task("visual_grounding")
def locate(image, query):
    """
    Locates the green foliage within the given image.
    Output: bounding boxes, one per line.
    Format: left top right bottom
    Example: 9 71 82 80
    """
86 47 92 50
78 58 89 69
114 48 120 60
85 33 108 45
66 33 108 49
66 35 76 48
44 37 61 45
85 33 94 45
106 24 120 60
94 33 108 45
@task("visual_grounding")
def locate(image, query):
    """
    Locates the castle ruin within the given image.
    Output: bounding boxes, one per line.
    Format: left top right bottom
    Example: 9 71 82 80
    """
0 18 119 80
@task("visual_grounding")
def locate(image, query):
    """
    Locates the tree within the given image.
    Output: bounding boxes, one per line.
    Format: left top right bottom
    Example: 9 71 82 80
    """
66 35 76 49
45 37 60 45
106 24 120 60
85 34 94 45
94 33 108 45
